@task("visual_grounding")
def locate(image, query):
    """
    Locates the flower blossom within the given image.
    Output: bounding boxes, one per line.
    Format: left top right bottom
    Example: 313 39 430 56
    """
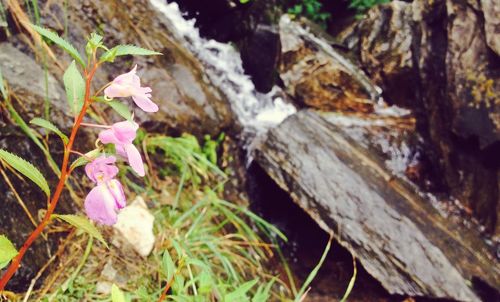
84 155 118 183
98 121 145 177
104 65 158 113
84 155 126 225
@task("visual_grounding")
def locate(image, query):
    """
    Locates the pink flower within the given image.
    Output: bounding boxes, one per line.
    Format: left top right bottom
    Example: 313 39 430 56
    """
84 179 126 225
85 155 119 183
104 65 159 113
98 121 145 177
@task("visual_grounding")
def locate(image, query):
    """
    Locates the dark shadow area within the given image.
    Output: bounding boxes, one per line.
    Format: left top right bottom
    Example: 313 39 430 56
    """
247 162 399 301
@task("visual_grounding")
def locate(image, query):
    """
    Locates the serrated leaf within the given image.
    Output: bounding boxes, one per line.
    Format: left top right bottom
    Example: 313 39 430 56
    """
63 61 85 116
162 250 176 281
114 45 161 56
31 25 85 67
52 214 108 248
86 32 105 57
69 149 101 171
30 117 69 144
0 149 50 197
0 235 17 269
88 32 103 47
111 284 126 302
100 45 161 62
106 100 132 120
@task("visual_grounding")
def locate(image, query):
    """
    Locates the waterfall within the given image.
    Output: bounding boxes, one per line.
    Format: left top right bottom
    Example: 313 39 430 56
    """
149 0 296 137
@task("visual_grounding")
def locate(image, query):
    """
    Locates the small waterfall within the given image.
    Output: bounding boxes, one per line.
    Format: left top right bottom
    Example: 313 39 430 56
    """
149 0 296 137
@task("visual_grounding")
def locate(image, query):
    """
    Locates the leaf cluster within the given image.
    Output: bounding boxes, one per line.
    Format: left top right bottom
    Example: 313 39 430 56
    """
288 0 331 28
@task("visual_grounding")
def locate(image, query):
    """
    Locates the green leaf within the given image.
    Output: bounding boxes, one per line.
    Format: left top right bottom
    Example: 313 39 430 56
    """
31 25 85 67
0 149 50 197
107 100 132 120
252 278 276 302
162 250 176 281
224 279 258 301
100 45 161 62
0 66 7 100
340 257 357 302
88 32 103 48
294 237 332 302
30 117 69 144
0 235 17 269
111 284 126 302
69 149 101 171
63 61 86 116
86 32 105 57
52 214 108 248
197 270 214 295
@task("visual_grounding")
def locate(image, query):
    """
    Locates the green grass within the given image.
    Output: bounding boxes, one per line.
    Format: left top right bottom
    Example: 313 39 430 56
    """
14 133 296 301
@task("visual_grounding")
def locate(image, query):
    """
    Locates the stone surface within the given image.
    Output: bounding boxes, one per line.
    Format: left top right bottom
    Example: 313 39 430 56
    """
338 0 500 234
254 110 499 301
0 43 72 129
240 24 281 93
28 0 235 136
113 197 155 257
278 15 380 112
481 0 500 56
357 1 418 109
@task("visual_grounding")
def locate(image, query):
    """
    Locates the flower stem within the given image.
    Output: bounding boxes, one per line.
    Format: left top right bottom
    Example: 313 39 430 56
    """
0 63 99 291
80 122 110 129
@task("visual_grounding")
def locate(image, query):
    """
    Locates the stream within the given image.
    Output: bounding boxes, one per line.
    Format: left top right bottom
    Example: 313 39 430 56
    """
150 0 296 138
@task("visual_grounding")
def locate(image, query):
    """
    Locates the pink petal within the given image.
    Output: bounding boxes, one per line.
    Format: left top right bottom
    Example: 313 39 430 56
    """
132 94 159 113
113 65 137 85
124 144 145 176
115 144 127 158
99 129 120 144
106 179 126 209
84 184 119 225
112 121 138 144
104 83 129 98
85 155 118 183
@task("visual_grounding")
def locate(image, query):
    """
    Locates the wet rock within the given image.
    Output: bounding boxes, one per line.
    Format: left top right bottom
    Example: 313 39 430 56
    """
0 43 72 129
240 24 281 93
278 15 380 112
337 0 500 234
481 0 500 56
254 110 499 301
24 0 235 136
356 1 418 109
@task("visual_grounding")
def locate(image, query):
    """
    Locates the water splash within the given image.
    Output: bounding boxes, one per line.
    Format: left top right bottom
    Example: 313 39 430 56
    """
149 0 296 137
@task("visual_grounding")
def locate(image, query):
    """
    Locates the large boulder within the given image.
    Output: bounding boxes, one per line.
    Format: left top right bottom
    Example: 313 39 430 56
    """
254 110 500 301
338 0 500 235
278 15 380 112
17 0 235 136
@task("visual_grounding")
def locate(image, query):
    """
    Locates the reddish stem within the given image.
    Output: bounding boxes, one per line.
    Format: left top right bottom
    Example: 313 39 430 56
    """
158 275 175 302
0 64 99 291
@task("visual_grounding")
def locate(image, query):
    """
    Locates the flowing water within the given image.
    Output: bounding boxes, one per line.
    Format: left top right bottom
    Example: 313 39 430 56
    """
150 0 296 138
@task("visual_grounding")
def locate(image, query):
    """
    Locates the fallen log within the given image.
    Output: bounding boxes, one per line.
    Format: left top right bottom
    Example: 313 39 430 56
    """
254 110 499 301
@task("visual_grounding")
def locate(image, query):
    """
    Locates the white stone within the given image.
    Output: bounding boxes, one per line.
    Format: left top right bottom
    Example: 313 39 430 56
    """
114 197 155 257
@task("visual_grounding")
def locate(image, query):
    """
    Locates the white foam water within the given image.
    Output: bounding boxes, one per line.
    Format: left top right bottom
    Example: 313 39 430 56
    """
149 0 296 137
